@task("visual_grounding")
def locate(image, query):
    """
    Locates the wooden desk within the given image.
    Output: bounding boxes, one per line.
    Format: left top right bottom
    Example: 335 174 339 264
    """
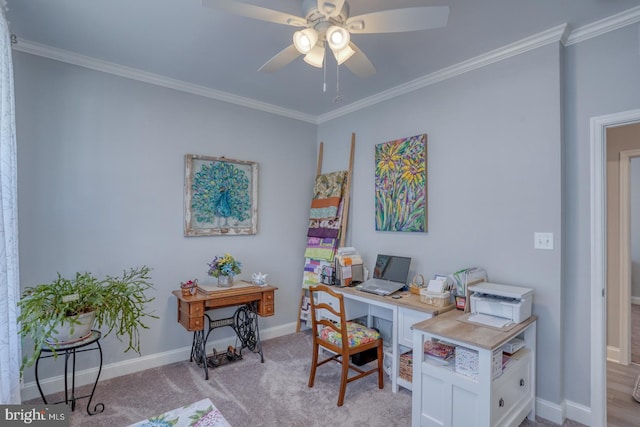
319 286 454 392
337 286 454 315
173 282 277 379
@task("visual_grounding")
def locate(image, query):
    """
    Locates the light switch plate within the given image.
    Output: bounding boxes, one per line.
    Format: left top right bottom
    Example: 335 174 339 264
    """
534 232 554 250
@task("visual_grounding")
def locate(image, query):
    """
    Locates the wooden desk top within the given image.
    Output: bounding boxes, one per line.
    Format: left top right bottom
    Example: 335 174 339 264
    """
412 309 537 350
173 282 278 331
333 286 455 316
172 283 278 303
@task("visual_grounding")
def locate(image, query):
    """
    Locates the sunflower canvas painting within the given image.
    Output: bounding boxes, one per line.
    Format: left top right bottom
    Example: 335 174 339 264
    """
374 134 427 232
184 154 258 236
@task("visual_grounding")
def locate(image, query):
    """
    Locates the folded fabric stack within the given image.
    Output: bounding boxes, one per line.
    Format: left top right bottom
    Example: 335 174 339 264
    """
335 253 363 266
302 258 333 288
301 171 348 289
304 236 338 261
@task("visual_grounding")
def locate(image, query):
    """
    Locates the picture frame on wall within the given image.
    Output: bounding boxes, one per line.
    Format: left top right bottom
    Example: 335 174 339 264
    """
184 154 258 236
374 134 427 232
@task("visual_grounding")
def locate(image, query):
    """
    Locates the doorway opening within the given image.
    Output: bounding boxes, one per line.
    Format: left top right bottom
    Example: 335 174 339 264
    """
590 108 640 426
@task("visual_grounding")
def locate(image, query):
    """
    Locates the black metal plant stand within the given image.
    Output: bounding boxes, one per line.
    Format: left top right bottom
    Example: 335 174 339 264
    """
190 302 264 380
35 330 104 415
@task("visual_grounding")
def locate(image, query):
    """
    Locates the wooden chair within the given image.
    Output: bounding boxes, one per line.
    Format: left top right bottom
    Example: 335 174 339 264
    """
307 284 384 406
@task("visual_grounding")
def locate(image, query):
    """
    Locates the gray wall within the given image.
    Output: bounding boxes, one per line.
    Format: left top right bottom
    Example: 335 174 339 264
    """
563 23 640 406
14 52 317 381
318 43 564 404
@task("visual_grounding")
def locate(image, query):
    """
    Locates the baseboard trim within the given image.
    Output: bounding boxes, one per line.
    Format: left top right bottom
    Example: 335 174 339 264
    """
607 345 622 363
21 321 298 402
536 397 592 426
536 397 565 424
565 400 592 426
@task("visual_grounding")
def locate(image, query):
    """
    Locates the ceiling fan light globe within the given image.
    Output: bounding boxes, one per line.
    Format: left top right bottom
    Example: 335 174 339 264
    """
293 28 318 54
304 45 325 68
332 44 355 65
326 26 350 51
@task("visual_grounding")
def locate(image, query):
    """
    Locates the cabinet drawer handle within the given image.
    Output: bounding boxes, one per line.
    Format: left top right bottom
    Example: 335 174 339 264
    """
520 378 525 387
498 398 505 407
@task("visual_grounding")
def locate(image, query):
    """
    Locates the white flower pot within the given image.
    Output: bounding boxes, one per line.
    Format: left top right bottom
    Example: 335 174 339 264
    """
46 310 96 345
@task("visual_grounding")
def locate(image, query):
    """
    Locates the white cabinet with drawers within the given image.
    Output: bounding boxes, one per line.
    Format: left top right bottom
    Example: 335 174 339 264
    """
411 310 537 427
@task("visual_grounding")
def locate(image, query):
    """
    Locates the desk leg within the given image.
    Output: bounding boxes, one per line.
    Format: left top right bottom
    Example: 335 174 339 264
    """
233 303 264 363
191 330 209 380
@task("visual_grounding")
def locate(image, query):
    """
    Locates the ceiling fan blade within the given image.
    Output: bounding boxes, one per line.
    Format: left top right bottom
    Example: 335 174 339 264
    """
258 44 301 73
343 42 375 78
346 6 449 34
317 0 345 18
202 0 307 27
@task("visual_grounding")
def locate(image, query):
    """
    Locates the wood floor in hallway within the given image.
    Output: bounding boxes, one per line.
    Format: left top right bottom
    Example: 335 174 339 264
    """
609 305 640 426
607 360 640 426
632 303 640 365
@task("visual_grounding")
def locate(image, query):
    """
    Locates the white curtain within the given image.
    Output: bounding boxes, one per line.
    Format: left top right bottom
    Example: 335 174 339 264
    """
0 3 21 404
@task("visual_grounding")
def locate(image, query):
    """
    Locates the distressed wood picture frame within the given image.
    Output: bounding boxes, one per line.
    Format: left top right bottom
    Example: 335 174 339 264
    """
184 154 258 236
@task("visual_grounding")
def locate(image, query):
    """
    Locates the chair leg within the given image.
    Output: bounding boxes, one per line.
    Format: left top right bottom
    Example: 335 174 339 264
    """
377 341 384 389
337 354 349 407
308 340 319 388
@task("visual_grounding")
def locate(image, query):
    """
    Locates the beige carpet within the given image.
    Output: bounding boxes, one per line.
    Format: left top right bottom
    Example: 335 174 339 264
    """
27 330 584 427
28 331 412 427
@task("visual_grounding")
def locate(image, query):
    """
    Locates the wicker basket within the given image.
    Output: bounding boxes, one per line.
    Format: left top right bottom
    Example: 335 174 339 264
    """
409 274 425 295
419 289 451 307
181 287 195 296
399 351 413 383
180 279 198 296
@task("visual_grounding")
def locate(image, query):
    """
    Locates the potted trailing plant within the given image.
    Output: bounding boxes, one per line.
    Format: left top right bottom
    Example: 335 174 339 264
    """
17 265 157 374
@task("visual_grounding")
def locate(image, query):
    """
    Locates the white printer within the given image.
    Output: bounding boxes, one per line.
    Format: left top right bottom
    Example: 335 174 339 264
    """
468 282 533 325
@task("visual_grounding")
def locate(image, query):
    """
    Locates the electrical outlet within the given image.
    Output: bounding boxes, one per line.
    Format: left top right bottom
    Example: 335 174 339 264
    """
534 232 554 250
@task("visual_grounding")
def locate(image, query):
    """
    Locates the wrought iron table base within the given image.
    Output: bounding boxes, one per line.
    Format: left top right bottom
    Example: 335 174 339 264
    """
35 330 105 415
190 302 264 379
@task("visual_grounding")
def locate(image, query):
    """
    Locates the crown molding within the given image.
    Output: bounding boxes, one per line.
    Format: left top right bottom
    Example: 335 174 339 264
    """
318 24 568 123
12 39 318 124
12 5 640 125
565 5 640 46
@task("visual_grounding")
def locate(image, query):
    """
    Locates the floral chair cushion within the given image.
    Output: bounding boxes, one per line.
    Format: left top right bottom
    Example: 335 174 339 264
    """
319 321 380 347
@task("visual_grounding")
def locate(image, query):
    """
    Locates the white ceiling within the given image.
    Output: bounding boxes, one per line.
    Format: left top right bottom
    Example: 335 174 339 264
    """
6 0 640 119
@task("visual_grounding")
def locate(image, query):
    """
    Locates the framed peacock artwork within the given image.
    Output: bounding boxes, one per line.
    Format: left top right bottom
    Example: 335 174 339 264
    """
374 134 427 232
184 154 258 236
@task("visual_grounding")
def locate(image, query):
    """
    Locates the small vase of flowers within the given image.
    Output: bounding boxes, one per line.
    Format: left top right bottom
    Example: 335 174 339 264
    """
208 254 242 287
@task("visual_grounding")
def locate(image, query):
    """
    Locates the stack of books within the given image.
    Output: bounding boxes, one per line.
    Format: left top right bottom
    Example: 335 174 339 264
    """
423 340 455 365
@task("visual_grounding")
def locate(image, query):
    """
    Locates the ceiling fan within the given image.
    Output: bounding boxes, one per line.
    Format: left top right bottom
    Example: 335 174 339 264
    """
202 0 450 78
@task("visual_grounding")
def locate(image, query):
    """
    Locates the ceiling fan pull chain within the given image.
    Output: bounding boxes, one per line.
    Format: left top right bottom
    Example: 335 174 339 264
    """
334 62 343 103
323 42 327 92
